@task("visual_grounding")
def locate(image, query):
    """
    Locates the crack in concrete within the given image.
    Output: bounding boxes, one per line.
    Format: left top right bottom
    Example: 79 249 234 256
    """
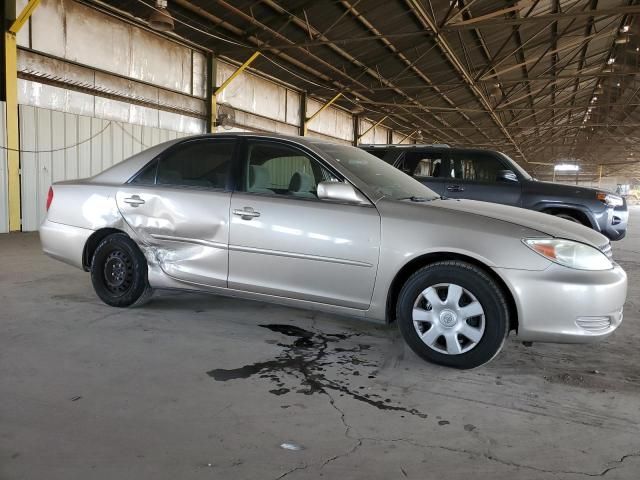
354 436 640 478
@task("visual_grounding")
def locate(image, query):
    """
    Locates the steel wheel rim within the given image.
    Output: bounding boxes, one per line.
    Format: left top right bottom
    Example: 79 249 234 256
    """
103 249 134 296
412 283 485 355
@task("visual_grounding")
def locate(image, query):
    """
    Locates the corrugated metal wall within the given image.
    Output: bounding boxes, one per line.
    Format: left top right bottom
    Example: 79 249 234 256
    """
19 105 187 231
0 102 8 233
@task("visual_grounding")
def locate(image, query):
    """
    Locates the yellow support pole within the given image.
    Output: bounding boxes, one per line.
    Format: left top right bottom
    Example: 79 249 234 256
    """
598 164 603 187
5 32 20 231
357 115 388 142
211 51 260 132
303 93 342 136
5 0 40 231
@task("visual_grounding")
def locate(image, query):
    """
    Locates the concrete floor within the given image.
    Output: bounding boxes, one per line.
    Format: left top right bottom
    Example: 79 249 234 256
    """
1 208 639 480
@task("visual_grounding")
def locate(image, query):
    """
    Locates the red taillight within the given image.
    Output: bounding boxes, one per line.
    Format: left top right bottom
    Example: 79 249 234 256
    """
46 187 54 211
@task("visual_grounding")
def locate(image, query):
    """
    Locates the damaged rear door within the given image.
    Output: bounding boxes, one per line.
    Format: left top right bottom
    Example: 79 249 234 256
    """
116 137 236 287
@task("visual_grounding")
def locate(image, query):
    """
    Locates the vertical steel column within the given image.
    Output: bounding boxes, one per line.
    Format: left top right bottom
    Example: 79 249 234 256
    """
352 114 359 145
4 0 40 231
299 92 307 136
205 52 215 133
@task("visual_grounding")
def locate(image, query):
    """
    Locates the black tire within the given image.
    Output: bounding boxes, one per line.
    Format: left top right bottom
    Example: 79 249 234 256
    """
396 261 509 369
90 233 153 307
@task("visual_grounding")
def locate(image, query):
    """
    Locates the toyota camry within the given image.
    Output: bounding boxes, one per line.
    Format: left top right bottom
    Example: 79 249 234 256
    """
40 133 627 368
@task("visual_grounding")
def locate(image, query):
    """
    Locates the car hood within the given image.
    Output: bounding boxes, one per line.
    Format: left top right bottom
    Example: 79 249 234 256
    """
425 198 609 248
523 179 612 200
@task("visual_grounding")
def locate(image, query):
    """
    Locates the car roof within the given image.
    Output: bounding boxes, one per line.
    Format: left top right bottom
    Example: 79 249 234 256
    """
89 132 357 185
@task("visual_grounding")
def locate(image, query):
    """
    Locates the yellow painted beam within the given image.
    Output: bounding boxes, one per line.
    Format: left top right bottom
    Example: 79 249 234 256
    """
303 93 342 135
598 164 603 187
357 115 387 142
5 32 20 231
212 51 260 132
5 0 41 231
396 130 416 144
9 0 42 34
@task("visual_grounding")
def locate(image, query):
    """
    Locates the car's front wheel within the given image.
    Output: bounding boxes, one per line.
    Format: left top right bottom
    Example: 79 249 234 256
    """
396 261 509 369
90 233 152 307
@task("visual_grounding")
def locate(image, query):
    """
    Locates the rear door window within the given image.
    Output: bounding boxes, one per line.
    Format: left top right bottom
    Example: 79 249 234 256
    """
449 152 505 182
398 152 446 179
156 139 236 189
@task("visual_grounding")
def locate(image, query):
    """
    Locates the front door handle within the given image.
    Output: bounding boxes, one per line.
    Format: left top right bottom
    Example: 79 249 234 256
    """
123 195 145 207
233 207 261 220
446 185 465 192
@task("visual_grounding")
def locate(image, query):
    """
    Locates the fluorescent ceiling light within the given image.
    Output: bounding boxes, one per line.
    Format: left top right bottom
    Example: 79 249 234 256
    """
554 164 580 172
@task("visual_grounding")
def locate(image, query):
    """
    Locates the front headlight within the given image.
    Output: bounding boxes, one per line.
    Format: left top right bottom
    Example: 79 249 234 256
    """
523 238 613 271
596 192 623 207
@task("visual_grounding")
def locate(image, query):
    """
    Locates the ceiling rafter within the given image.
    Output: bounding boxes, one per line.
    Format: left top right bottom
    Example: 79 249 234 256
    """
405 0 528 161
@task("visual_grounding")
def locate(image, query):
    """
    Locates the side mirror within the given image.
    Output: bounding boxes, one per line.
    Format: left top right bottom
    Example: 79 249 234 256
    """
496 170 518 182
317 181 369 204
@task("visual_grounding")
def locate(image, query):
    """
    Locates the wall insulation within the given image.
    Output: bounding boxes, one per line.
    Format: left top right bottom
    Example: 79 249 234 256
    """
360 120 390 144
392 131 414 144
306 98 353 142
24 0 206 98
19 105 187 231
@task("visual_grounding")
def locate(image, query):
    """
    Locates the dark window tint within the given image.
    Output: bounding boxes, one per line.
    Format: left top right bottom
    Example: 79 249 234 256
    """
449 153 504 182
244 141 338 199
399 152 445 178
156 140 235 188
131 160 157 184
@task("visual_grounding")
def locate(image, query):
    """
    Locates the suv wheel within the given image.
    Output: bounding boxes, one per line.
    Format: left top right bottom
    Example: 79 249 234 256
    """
396 261 509 369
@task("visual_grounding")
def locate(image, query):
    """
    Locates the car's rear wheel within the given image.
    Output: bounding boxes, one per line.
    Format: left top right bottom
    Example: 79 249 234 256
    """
90 233 152 307
396 261 509 369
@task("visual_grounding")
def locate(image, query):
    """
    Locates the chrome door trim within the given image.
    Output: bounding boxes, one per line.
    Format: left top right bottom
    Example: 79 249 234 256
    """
150 234 228 250
228 244 373 267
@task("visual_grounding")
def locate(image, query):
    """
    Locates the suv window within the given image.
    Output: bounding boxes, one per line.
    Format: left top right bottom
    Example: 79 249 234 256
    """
399 152 445 179
156 139 235 188
244 141 339 199
449 152 504 182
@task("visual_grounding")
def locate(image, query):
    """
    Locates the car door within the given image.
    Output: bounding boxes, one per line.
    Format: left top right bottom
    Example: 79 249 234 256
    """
228 138 381 310
115 137 237 287
396 151 447 196
444 151 522 206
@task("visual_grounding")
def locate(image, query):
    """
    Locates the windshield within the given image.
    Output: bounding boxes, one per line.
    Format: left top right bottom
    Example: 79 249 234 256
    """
499 152 532 180
314 143 439 201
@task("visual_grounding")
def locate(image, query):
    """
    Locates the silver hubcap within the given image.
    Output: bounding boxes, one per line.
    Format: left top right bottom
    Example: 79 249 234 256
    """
412 283 485 355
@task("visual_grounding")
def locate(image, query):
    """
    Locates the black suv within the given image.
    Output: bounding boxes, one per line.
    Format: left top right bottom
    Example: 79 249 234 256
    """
360 144 628 241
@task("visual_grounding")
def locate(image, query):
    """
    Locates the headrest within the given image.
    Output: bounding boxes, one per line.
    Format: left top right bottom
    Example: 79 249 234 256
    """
249 165 271 189
289 171 314 193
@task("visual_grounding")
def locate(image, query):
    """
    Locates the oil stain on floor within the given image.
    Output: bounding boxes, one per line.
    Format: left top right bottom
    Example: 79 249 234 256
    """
207 323 428 418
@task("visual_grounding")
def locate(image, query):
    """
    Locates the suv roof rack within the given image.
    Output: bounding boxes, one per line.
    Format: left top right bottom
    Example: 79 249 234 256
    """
360 143 451 148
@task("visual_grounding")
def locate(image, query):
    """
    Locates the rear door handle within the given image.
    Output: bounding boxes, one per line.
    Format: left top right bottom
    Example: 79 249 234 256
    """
446 185 464 192
123 195 145 207
233 207 261 220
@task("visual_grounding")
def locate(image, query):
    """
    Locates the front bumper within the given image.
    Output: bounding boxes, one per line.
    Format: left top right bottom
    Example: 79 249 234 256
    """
597 204 628 241
40 219 93 270
495 263 627 343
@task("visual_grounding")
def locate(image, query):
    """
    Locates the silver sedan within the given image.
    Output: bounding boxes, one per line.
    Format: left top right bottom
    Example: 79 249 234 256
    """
40 133 627 368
